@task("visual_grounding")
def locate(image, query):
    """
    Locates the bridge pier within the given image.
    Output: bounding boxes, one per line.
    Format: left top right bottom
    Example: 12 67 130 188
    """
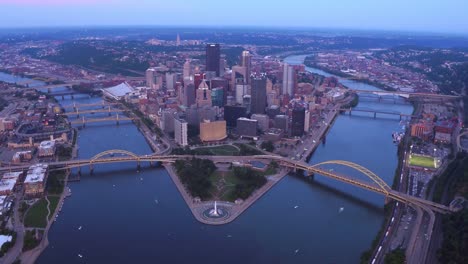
348 110 352 116
373 112 376 119
62 95 65 100
89 164 94 174
399 115 402 121
71 94 74 99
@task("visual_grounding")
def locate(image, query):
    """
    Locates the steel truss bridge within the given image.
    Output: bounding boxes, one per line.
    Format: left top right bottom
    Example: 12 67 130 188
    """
349 89 461 100
1 150 454 214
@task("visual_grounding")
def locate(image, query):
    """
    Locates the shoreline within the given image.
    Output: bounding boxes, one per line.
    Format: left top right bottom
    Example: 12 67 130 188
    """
164 164 289 225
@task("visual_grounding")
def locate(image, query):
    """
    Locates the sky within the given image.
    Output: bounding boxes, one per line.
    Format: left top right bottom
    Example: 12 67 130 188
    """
1 0 468 34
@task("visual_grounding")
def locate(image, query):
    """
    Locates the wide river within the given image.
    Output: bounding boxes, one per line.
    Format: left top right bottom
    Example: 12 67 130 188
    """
0 56 412 264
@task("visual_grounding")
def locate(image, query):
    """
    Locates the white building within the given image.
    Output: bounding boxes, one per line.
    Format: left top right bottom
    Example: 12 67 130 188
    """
251 114 269 132
304 110 311 132
183 60 192 80
236 84 249 105
174 118 188 146
102 82 136 100
282 63 294 95
24 164 48 198
38 140 56 157
165 72 177 91
146 68 156 89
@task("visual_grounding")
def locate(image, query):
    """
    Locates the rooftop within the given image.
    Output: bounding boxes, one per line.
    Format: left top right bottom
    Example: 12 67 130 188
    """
25 164 48 184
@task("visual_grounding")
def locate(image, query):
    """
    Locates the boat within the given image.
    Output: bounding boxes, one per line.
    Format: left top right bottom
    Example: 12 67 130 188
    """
294 205 299 209
294 249 300 254
78 226 82 230
339 207 344 213
78 254 83 258
154 199 159 204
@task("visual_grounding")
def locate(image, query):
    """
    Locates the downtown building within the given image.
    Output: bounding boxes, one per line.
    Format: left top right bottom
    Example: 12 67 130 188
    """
282 63 295 96
174 117 188 146
206 44 221 77
224 105 247 127
237 118 258 138
291 107 306 137
200 120 227 142
250 76 267 114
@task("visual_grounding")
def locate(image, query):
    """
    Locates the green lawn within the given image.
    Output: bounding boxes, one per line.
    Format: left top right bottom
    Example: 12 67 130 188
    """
193 145 240 156
409 155 436 168
24 199 48 228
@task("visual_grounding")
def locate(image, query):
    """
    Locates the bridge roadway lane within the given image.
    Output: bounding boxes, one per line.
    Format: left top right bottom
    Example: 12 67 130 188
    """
0 154 452 214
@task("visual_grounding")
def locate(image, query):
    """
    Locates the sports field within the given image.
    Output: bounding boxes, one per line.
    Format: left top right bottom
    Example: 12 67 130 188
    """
409 155 436 168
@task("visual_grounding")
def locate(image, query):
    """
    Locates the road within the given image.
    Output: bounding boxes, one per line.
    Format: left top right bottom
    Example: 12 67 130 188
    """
0 191 25 264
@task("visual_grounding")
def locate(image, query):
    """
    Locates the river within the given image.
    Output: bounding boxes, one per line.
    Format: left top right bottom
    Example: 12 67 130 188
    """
0 56 412 263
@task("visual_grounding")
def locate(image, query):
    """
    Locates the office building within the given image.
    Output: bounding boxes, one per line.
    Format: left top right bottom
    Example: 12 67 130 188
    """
165 73 176 90
182 83 196 107
304 110 311 132
206 44 221 76
174 117 188 146
274 115 289 131
236 84 248 105
251 76 267 114
224 105 247 127
211 87 224 107
196 80 212 107
251 114 269 132
24 164 48 199
160 109 176 133
38 140 56 157
200 120 227 142
282 63 295 95
183 60 192 80
237 118 258 138
146 68 155 89
291 107 306 137
241 51 252 83
266 105 280 119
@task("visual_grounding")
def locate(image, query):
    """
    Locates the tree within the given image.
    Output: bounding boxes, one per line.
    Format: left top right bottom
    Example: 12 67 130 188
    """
384 249 406 264
260 141 275 152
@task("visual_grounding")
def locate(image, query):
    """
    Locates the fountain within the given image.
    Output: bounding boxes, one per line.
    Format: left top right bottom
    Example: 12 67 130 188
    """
209 201 220 217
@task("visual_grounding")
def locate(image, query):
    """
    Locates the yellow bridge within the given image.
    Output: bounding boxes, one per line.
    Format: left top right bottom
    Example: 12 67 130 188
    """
1 149 454 214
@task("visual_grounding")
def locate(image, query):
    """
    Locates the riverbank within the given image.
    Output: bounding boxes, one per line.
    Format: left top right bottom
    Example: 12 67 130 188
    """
165 164 289 225
303 57 396 92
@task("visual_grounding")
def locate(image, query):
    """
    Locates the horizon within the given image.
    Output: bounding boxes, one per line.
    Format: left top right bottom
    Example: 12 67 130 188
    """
0 24 467 38
1 0 468 35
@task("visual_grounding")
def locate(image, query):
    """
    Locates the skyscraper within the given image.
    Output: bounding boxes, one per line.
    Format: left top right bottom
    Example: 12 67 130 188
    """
146 68 155 89
250 76 267 114
196 80 212 107
182 83 196 107
174 117 188 146
211 87 224 107
165 72 176 90
282 63 295 95
241 51 252 83
291 107 305 137
183 60 191 80
206 44 221 76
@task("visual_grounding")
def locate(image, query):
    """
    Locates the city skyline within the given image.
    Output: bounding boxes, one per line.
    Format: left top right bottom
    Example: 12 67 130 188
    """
0 0 468 34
